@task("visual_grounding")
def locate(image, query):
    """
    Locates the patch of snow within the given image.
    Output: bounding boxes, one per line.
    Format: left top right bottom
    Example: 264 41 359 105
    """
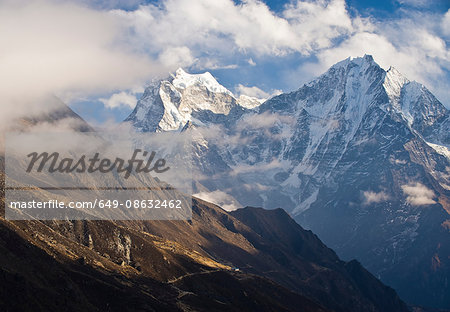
172 68 233 95
426 141 450 160
383 66 409 111
292 189 319 215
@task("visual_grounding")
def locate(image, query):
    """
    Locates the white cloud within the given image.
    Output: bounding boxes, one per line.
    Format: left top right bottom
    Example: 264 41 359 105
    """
99 91 138 108
237 111 295 132
158 46 196 68
236 84 270 99
230 158 287 176
243 183 270 191
0 1 162 97
0 0 166 128
394 159 408 165
363 190 390 205
283 0 353 52
397 0 427 7
443 10 450 38
401 182 437 206
235 84 282 100
112 0 354 63
194 190 241 211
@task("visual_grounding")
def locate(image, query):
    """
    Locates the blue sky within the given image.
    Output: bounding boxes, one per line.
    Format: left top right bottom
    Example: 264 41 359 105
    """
1 0 448 125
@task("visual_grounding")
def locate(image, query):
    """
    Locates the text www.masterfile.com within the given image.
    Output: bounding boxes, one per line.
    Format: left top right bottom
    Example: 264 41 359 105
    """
8 199 183 209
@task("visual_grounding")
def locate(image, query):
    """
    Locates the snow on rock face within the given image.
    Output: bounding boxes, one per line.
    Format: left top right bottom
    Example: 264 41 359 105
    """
383 66 409 110
172 68 232 95
381 64 448 147
399 81 449 146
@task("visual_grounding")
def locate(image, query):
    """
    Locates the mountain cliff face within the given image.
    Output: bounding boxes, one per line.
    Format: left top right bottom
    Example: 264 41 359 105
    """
126 55 450 309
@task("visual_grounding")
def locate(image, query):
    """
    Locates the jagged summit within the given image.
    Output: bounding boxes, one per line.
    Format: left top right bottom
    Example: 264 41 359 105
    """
172 67 233 95
298 55 448 148
320 54 408 93
125 68 262 132
329 54 375 69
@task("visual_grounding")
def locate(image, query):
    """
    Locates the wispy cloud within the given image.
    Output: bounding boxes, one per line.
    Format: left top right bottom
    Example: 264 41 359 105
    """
111 0 354 65
236 85 270 99
100 91 138 109
401 182 437 206
0 0 165 127
363 190 390 205
443 10 450 38
396 0 428 7
194 190 241 211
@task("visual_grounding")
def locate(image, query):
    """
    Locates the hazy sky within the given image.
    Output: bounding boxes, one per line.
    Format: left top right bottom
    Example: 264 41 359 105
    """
1 0 449 124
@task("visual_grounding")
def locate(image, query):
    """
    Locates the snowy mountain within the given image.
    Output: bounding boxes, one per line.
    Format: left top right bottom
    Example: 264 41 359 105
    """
125 55 450 309
125 68 261 132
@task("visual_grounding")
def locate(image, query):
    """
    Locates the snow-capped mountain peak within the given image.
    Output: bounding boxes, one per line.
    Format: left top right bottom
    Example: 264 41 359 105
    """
125 68 263 132
172 68 233 96
327 54 374 70
301 56 447 147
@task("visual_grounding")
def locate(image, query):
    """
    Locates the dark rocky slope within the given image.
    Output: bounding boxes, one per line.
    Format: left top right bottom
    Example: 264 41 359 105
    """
0 189 408 312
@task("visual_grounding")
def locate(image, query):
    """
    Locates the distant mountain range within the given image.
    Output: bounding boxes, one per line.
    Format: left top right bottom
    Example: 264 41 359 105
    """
125 55 450 309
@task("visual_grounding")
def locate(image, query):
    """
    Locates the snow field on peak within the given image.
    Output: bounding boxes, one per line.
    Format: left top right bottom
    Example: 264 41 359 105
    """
173 68 233 96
